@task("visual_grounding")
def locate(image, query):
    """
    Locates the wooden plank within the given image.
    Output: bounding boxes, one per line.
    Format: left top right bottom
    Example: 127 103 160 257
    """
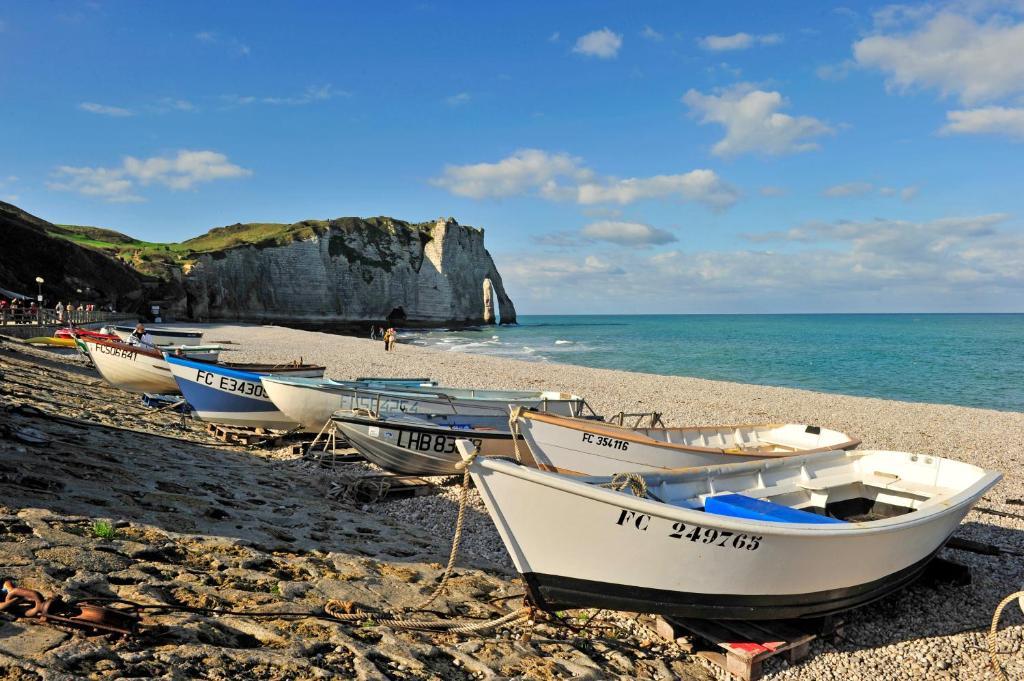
661 616 827 681
677 618 769 659
723 620 787 652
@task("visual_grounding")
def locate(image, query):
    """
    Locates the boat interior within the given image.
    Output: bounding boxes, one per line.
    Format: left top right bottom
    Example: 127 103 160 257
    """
377 412 513 432
600 450 988 524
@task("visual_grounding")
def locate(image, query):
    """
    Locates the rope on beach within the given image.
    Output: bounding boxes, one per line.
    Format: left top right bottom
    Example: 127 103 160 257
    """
321 602 532 633
411 453 475 611
989 589 1024 680
322 447 536 634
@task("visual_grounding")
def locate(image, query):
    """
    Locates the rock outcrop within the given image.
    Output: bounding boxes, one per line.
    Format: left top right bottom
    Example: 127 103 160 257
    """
177 217 517 327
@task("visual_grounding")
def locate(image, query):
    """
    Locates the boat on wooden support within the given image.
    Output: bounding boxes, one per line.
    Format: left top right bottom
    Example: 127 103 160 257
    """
164 354 326 430
260 375 588 432
332 411 520 475
458 442 1000 620
515 410 860 476
81 337 182 394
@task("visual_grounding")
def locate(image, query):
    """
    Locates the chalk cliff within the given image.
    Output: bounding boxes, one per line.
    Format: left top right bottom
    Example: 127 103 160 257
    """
176 217 517 327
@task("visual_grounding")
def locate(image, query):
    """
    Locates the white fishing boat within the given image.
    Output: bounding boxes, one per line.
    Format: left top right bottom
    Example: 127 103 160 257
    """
110 325 204 346
81 337 182 394
515 410 860 476
459 442 1000 619
260 375 588 432
332 411 519 475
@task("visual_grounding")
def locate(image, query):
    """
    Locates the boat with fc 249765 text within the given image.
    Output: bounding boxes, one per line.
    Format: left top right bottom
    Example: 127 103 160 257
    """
458 441 1000 620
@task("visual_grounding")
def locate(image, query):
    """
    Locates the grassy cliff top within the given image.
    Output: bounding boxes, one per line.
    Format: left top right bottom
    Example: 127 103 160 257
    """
47 216 440 278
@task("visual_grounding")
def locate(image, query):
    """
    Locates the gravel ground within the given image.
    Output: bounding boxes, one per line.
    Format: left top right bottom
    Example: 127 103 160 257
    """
212 322 1024 681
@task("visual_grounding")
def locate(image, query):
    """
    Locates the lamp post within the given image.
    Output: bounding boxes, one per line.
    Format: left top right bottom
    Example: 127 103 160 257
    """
34 277 44 326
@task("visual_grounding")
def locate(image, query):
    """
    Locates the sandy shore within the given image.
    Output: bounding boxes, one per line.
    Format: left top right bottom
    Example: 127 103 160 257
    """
1 323 1022 680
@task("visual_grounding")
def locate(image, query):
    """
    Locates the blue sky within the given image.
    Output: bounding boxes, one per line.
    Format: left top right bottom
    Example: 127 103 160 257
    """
2 1 1023 313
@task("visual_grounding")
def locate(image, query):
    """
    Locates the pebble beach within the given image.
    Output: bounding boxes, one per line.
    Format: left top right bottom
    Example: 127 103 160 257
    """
1 322 1022 680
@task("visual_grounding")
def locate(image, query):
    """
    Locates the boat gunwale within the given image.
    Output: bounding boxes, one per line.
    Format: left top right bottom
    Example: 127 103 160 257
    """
261 375 584 403
164 353 325 379
472 451 1001 537
112 324 203 337
332 412 513 439
521 410 861 456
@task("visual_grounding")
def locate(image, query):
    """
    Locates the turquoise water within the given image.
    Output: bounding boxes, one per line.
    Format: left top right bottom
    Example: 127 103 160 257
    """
401 314 1024 412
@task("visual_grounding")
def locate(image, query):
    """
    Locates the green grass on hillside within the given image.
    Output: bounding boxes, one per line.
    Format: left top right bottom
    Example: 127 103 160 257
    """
46 216 440 280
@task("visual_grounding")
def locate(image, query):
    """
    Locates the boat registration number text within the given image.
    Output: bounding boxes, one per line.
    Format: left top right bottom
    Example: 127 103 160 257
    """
396 430 482 454
615 509 762 550
195 370 266 398
96 344 137 360
582 432 629 451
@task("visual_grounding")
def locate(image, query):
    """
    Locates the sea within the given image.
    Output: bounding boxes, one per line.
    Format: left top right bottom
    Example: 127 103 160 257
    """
400 314 1024 413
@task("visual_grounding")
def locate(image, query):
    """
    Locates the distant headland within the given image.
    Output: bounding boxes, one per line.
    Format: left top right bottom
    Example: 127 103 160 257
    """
0 201 516 330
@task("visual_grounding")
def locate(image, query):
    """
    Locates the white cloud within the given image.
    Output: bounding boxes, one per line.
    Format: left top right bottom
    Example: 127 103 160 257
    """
816 60 854 81
580 221 677 246
505 213 1024 312
48 150 251 202
222 84 345 107
195 30 250 56
48 166 143 203
548 31 560 43
698 32 783 51
940 106 1024 140
158 98 196 112
79 102 134 117
853 9 1024 105
431 149 738 210
824 182 920 200
879 185 920 201
573 28 622 59
823 181 874 197
445 92 471 107
123 150 251 190
640 26 664 41
682 84 834 156
577 170 739 210
431 149 590 199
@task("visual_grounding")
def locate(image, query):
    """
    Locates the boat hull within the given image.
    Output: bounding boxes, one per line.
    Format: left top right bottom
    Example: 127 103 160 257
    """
262 377 587 433
83 338 179 394
468 452 999 619
165 356 325 430
333 414 517 476
519 414 859 476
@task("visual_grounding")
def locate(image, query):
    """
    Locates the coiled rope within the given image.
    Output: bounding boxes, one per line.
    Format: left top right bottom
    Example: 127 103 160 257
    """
601 472 649 498
507 406 525 463
989 589 1024 680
